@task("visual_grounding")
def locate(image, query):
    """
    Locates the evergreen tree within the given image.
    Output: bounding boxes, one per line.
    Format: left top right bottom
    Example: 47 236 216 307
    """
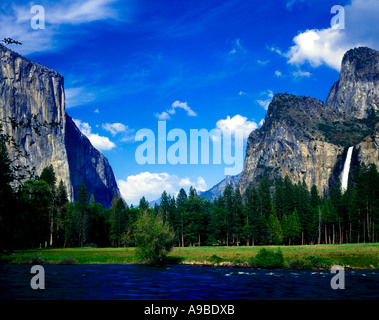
258 174 272 218
55 180 69 247
250 186 262 245
0 135 13 187
296 180 311 245
273 177 285 219
288 208 301 245
40 165 56 188
160 191 171 222
19 179 51 248
185 189 206 246
40 165 58 246
281 214 289 244
0 136 14 257
268 214 283 245
310 184 320 208
222 183 234 246
233 188 244 245
88 200 109 247
76 180 89 247
176 188 187 247
242 185 253 245
282 175 295 216
139 196 150 213
109 194 126 247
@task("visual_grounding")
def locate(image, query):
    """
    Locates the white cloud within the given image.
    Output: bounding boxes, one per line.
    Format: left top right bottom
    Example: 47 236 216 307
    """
238 91 246 96
229 38 246 55
257 59 269 65
73 118 116 151
120 133 135 142
87 133 116 151
117 172 207 205
94 109 100 113
168 101 197 116
269 46 284 56
73 118 91 136
292 69 311 78
155 111 171 120
274 70 283 77
102 122 135 142
285 0 379 71
215 114 258 139
286 28 347 71
155 101 197 120
259 119 265 127
178 177 207 191
14 0 119 25
102 122 128 136
65 87 96 108
256 90 274 110
1 0 121 55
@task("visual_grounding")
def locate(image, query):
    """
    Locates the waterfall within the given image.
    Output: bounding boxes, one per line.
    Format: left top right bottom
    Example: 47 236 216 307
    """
341 146 354 192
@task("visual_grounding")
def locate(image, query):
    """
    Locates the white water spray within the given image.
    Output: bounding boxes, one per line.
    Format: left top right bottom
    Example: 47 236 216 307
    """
341 146 354 192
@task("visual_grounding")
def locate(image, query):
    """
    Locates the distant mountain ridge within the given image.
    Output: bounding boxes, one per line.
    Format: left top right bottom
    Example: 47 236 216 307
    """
199 174 241 200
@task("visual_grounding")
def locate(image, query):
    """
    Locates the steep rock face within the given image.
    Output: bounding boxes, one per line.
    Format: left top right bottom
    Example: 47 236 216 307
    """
238 94 344 196
356 123 379 167
65 115 122 207
0 44 121 208
238 47 379 197
326 47 379 119
0 44 73 199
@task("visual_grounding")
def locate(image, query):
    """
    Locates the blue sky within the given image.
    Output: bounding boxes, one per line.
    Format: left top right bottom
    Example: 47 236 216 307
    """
2 0 379 204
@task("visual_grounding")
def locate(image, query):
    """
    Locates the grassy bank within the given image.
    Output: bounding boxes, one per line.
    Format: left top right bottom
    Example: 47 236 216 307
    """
7 243 379 269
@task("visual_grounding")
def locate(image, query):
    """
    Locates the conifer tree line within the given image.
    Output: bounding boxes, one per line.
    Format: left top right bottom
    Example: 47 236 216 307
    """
153 166 378 247
1 130 378 251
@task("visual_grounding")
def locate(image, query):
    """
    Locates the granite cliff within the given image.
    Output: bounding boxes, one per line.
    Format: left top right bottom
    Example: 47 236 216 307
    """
326 47 379 119
0 44 121 208
202 47 379 199
238 47 379 197
65 115 122 207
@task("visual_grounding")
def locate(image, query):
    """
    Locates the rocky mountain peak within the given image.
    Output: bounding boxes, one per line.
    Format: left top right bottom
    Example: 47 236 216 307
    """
237 47 378 199
326 47 378 118
263 94 332 128
342 47 378 73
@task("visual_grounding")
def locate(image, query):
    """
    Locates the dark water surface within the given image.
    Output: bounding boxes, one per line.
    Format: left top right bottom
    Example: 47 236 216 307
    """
0 264 378 300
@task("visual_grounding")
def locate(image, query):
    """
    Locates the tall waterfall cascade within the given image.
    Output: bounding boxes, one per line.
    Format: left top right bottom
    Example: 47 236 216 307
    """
341 146 354 192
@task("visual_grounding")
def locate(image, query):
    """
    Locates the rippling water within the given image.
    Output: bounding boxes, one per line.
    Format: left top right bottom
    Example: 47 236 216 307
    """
0 264 378 300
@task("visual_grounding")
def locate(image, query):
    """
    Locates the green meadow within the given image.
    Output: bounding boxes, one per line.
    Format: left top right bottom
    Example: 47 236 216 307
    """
7 243 379 269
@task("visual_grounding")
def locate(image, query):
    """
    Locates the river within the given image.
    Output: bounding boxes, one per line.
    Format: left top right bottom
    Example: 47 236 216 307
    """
0 264 378 300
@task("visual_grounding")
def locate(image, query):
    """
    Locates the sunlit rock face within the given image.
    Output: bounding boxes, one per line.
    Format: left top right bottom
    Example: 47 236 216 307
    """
0 44 121 207
326 47 379 119
237 47 378 197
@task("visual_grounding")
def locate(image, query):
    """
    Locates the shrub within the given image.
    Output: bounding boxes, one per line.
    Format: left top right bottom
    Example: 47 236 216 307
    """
247 257 256 267
254 248 284 269
31 254 45 265
288 259 310 270
134 212 176 265
308 256 331 269
209 254 223 264
58 257 77 265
